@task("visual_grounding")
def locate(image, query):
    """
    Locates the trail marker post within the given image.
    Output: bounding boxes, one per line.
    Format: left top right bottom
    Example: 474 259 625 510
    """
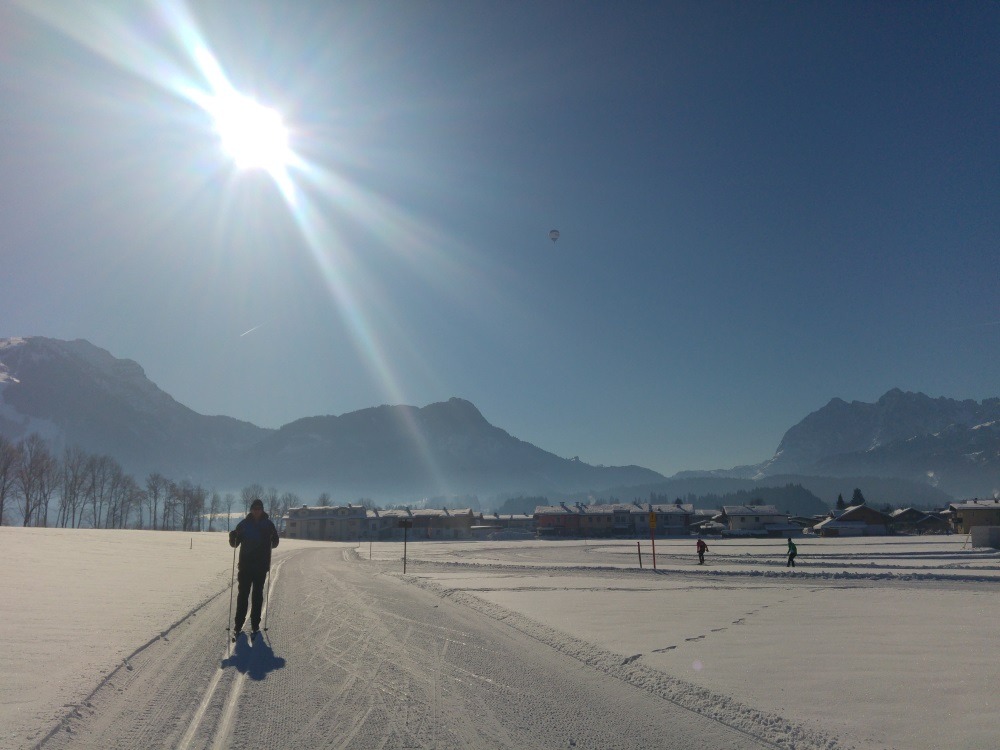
649 511 657 571
399 519 413 573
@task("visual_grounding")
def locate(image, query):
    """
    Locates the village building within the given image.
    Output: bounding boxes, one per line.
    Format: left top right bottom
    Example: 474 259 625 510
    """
717 505 793 536
947 499 1000 534
474 512 537 536
812 503 892 536
632 502 696 536
283 505 477 541
534 501 697 538
890 508 951 534
534 502 585 537
283 504 367 541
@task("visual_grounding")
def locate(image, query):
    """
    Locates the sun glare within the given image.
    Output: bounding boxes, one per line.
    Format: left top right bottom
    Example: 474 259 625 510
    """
209 92 291 174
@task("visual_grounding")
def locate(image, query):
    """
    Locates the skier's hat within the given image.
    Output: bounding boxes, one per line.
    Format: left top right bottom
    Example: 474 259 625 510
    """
250 498 264 510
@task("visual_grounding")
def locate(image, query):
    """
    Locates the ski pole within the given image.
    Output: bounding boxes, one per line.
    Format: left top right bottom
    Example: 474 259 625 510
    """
262 569 271 632
226 543 237 638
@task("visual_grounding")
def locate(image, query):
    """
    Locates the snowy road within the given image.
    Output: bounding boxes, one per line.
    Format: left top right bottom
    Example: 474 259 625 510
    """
37 546 776 750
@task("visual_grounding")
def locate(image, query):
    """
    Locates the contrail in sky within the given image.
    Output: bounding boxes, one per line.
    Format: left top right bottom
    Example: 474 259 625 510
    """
240 324 265 337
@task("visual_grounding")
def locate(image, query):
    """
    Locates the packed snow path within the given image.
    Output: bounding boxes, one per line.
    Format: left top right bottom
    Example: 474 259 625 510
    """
37 546 777 750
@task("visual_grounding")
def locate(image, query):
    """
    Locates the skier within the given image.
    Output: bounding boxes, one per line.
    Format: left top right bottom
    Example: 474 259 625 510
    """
696 537 708 565
786 537 797 567
229 498 279 640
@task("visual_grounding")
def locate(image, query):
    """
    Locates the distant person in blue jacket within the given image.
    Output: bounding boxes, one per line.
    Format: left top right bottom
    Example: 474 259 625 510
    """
229 498 279 638
786 537 797 567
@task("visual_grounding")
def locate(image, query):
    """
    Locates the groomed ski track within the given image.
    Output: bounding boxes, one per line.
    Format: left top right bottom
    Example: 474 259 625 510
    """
34 545 839 750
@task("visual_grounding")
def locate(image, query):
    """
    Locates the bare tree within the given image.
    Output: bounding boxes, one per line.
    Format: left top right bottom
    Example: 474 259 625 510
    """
264 487 280 518
16 434 57 527
208 491 221 531
145 473 168 531
224 492 235 531
0 435 20 526
160 481 184 529
279 491 299 520
134 486 148 529
84 455 117 529
58 446 88 528
35 448 60 527
112 471 142 529
241 483 264 513
193 484 208 531
174 480 207 531
102 459 128 529
129 478 146 529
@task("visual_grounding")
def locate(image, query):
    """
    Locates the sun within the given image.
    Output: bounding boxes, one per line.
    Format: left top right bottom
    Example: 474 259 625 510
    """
208 92 291 174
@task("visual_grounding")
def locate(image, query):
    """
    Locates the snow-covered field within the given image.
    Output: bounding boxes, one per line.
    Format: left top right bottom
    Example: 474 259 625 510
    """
4 528 999 749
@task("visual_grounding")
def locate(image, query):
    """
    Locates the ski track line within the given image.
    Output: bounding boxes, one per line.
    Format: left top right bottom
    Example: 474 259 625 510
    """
174 557 287 750
33 584 233 750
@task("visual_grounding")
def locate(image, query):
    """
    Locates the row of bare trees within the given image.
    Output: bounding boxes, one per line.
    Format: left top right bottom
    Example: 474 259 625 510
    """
0 433 301 530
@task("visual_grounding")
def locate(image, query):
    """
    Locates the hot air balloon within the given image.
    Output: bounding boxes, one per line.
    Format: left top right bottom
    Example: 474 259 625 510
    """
548 229 560 243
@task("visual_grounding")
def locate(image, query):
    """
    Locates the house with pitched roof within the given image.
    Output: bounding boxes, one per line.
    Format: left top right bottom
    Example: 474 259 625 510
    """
947 499 1000 534
890 508 951 534
632 502 696 536
284 504 478 540
717 505 792 536
534 502 584 537
284 504 367 540
812 504 892 536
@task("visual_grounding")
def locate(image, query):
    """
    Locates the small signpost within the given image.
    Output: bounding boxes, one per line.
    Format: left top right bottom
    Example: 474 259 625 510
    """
399 519 413 573
649 511 657 570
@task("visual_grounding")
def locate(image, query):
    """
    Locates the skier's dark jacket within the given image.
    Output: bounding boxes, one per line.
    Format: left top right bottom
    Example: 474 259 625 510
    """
229 512 279 573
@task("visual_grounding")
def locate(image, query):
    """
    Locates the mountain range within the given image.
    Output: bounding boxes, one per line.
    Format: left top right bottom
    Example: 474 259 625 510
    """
0 337 663 500
703 389 999 499
1 336 997 504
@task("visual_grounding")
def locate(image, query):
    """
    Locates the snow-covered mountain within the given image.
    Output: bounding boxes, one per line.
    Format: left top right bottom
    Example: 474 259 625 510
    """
4 337 994 501
754 389 1000 497
0 337 270 480
0 337 664 498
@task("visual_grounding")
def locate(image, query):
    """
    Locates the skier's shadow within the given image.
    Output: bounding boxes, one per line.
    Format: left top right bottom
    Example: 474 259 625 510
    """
221 634 286 681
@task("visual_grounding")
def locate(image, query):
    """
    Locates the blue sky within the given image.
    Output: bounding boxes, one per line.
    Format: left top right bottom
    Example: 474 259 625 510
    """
1 1 997 477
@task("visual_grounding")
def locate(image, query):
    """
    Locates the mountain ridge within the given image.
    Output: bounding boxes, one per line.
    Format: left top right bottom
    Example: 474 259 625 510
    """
1 336 996 502
0 337 664 500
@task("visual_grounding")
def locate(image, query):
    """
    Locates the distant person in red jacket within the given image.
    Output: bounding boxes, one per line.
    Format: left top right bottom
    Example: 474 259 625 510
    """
696 537 708 565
